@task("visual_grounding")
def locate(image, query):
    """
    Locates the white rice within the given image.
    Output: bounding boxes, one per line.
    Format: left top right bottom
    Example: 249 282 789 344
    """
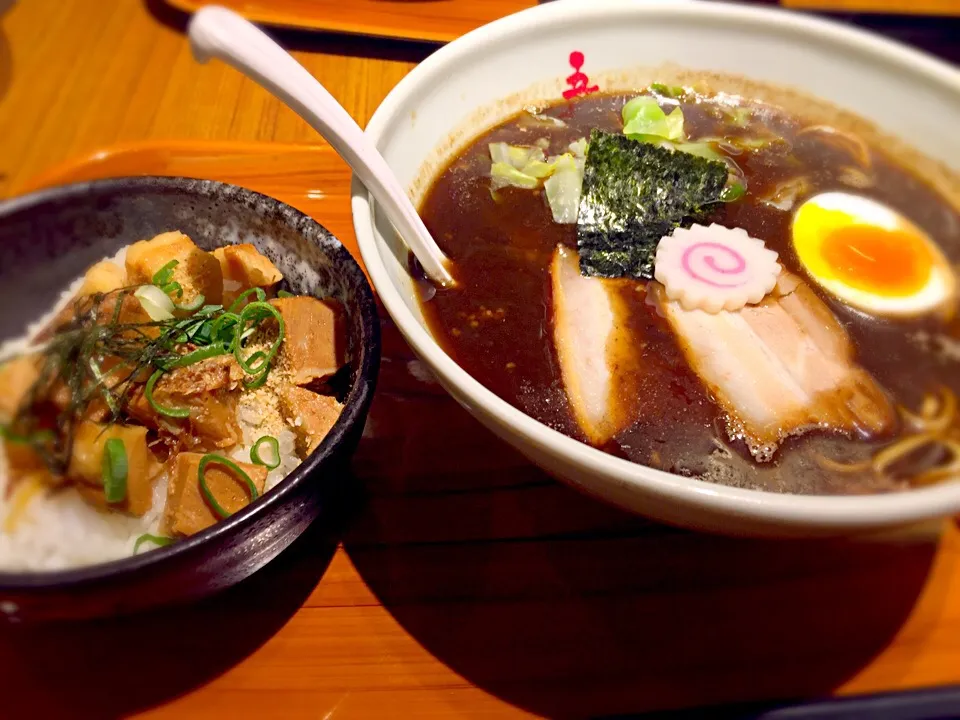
0 463 168 572
0 247 302 572
232 413 300 493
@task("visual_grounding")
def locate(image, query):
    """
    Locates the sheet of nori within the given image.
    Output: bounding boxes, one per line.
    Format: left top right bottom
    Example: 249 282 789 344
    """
576 130 727 279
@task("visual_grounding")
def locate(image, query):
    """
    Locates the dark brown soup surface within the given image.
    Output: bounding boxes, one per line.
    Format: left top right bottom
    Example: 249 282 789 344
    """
417 92 960 495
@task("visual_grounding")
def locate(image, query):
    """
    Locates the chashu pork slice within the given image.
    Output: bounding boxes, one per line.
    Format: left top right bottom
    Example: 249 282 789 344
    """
550 245 637 445
648 272 896 460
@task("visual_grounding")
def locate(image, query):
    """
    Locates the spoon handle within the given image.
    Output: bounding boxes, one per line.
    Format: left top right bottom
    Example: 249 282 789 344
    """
188 6 455 287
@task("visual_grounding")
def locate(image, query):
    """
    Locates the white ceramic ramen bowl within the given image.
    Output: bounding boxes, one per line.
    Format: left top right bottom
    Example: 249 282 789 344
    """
352 0 960 536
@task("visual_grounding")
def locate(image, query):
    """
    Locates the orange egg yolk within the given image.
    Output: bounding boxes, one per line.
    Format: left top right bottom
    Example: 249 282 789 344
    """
819 224 933 297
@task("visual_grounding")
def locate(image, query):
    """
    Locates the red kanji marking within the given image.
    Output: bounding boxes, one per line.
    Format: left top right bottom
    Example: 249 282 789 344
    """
563 51 599 100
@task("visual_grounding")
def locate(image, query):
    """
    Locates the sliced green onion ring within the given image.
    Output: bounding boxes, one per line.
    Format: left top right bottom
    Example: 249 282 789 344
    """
135 285 175 321
235 301 284 375
250 435 281 470
720 182 747 203
227 287 267 314
198 454 259 519
134 534 175 554
0 426 55 445
185 319 214 345
145 369 191 418
102 438 128 503
243 371 270 390
241 350 268 376
158 343 228 371
276 290 294 299
174 293 205 313
212 313 241 349
152 260 179 287
162 281 184 299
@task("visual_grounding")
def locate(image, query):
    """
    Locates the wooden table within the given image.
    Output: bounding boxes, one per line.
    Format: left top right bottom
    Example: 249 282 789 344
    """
3 1 960 718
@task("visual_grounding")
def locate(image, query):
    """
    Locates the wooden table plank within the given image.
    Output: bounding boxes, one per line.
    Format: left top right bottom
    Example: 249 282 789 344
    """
2 1 960 719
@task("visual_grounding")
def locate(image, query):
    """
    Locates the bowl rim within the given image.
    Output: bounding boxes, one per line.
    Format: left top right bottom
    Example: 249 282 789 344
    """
0 175 381 588
353 0 960 530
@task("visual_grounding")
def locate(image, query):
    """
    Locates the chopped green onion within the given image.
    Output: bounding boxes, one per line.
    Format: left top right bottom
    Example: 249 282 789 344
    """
152 260 179 287
135 285 175 321
242 351 270 389
175 294 205 313
650 83 687 99
186 320 214 346
240 350 268 375
145 369 190 418
134 534 175 554
102 438 128 503
227 287 267 314
167 315 208 345
157 343 228 371
198 454 259 519
730 106 753 128
243 370 269 390
161 281 183 299
720 182 747 203
250 435 281 470
235 301 284 376
211 313 241 348
276 290 294 299
0 426 54 445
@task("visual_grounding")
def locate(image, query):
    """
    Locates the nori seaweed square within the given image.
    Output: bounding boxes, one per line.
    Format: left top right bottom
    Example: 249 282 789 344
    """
576 130 727 279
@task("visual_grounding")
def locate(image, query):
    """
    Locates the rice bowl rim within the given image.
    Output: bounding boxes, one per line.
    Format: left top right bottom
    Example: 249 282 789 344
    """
0 176 380 588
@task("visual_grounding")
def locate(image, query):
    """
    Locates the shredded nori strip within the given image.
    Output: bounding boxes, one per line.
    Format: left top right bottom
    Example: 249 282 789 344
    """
576 129 728 279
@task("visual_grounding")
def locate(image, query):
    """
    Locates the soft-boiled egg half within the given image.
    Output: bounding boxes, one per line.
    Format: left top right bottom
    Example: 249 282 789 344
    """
792 192 956 318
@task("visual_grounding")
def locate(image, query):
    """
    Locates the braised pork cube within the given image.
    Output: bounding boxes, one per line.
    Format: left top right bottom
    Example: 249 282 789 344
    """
270 296 346 386
80 260 127 297
3 442 47 479
164 452 267 537
150 355 243 396
40 288 150 347
125 231 223 305
0 356 47 476
127 355 243 450
212 243 283 306
0 356 40 422
278 385 343 455
66 421 155 515
95 289 151 326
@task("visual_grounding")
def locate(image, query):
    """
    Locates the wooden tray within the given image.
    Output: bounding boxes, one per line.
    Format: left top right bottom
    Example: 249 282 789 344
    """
164 0 537 44
162 0 960 43
7 140 960 719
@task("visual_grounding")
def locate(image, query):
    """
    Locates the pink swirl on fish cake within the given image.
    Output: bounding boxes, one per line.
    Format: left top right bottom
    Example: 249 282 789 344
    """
680 241 748 288
654 223 781 313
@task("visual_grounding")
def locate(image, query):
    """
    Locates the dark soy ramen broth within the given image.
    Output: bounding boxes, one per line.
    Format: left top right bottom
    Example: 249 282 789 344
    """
416 92 960 495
